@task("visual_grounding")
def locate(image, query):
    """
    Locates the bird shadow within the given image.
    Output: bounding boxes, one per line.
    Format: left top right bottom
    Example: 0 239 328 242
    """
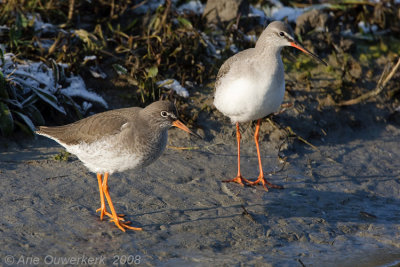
112 184 400 233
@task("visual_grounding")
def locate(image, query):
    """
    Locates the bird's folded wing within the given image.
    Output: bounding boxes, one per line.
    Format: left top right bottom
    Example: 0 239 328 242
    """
215 49 255 90
37 112 132 145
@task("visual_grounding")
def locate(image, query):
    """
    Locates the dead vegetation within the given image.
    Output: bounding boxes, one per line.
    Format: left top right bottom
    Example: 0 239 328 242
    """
0 0 399 136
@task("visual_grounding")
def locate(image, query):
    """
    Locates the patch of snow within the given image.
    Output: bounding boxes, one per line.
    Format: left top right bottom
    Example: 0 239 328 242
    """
134 0 165 14
342 22 387 40
314 26 325 32
81 101 93 114
27 14 57 34
243 34 257 43
249 5 268 24
34 20 55 33
177 0 204 15
341 29 353 37
358 21 378 33
156 79 189 98
265 1 330 23
89 66 107 79
200 32 220 59
230 44 239 54
35 39 55 49
0 53 108 115
249 6 266 18
62 76 108 108
58 63 69 69
271 6 304 22
13 63 56 93
0 25 9 35
185 81 194 88
84 55 97 62
269 0 284 7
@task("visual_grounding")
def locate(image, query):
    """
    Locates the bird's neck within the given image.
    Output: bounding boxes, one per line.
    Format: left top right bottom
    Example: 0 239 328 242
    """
254 45 283 69
256 44 282 58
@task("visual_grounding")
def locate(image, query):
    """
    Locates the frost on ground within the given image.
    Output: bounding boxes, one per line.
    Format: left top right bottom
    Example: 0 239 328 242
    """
1 53 108 114
157 79 189 98
177 0 204 15
0 53 107 134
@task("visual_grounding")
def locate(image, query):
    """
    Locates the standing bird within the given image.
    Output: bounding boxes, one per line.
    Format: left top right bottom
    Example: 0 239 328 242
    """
214 21 327 191
36 100 199 232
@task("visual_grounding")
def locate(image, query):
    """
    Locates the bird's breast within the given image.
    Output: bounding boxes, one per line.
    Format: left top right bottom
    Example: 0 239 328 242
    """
134 129 168 168
214 60 285 122
65 135 144 174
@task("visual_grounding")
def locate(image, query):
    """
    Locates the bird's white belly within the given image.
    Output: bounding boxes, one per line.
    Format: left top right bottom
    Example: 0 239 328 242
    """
65 136 143 174
214 75 285 123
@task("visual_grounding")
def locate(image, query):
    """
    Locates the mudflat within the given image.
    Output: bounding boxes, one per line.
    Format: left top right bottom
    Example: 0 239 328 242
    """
1 98 400 266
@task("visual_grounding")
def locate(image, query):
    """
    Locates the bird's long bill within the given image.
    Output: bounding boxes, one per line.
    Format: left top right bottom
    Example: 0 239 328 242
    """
172 120 202 138
290 41 328 66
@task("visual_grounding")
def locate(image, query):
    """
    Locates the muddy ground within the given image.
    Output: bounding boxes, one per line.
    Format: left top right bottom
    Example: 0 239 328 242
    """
1 68 400 267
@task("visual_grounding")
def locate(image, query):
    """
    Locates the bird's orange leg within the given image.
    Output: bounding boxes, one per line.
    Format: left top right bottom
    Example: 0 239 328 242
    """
96 173 125 221
102 172 142 231
248 119 284 191
223 122 252 186
96 173 126 221
96 173 107 220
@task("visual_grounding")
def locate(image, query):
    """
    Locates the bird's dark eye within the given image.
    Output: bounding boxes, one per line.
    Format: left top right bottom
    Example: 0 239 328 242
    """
279 32 284 37
161 111 168 117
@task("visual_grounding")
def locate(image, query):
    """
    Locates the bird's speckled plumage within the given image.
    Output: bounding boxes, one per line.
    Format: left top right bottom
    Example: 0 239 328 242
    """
36 101 177 174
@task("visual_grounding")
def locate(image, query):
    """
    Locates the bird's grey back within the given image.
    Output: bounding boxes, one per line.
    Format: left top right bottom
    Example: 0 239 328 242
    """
36 107 142 145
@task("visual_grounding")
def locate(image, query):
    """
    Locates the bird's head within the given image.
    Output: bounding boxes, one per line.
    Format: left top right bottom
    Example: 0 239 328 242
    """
257 21 327 66
144 100 201 138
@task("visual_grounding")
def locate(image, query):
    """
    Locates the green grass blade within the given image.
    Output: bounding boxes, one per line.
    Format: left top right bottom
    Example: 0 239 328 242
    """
0 101 14 136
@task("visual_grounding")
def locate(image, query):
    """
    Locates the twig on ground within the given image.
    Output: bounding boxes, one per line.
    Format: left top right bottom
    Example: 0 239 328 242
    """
360 211 377 219
266 118 318 151
45 175 69 180
167 145 200 150
338 57 400 106
298 259 307 267
275 102 294 115
285 126 318 150
68 0 75 22
241 205 256 223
